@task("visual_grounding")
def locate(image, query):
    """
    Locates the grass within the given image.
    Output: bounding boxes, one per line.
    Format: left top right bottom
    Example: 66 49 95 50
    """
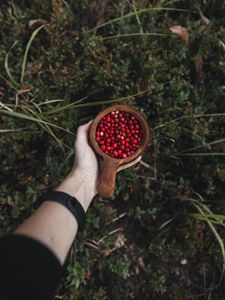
90 7 194 32
4 41 20 89
190 199 225 264
20 25 45 85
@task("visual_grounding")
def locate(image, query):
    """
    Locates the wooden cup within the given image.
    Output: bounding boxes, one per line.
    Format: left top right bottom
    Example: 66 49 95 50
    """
89 105 150 197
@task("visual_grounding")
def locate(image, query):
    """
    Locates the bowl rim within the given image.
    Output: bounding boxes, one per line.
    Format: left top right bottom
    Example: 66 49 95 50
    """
89 104 150 164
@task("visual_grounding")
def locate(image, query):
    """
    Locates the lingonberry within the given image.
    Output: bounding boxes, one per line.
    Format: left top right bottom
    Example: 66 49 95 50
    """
96 110 143 159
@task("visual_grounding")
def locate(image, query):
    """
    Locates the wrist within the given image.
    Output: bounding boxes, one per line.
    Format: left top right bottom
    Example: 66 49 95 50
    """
56 170 96 212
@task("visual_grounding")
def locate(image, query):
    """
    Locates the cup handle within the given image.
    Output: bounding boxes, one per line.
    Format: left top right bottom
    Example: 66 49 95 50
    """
97 157 121 197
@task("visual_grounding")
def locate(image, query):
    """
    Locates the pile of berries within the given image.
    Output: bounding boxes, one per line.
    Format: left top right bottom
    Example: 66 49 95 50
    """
96 110 143 159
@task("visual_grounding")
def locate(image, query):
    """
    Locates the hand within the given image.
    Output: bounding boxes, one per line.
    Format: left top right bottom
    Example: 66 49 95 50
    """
74 121 141 188
73 120 99 195
56 120 141 211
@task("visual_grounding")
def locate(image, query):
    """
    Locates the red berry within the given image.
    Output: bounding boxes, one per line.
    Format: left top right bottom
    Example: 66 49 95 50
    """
96 110 143 159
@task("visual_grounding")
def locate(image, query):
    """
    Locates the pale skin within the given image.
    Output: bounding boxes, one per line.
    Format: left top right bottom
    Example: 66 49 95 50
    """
15 121 141 265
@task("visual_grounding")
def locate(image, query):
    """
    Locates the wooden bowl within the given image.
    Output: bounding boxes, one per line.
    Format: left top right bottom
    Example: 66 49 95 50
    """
89 105 150 197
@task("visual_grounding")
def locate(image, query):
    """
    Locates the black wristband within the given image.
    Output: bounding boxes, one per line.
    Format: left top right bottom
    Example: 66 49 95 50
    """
39 191 85 231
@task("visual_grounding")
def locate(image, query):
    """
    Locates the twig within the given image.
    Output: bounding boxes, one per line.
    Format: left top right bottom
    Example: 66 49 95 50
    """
197 7 210 25
97 227 123 245
84 241 101 251
15 88 31 109
139 160 155 170
106 212 127 225
0 101 13 112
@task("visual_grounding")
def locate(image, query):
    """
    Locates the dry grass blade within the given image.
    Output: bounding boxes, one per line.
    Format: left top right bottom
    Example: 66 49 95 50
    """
132 0 143 33
45 72 187 115
40 121 68 153
0 101 13 112
139 160 155 170
21 24 45 85
159 217 176 230
175 153 225 156
90 7 194 32
0 127 29 132
101 32 167 41
23 104 69 153
0 108 75 136
4 40 20 88
37 99 64 107
175 138 225 154
191 214 225 226
154 113 225 130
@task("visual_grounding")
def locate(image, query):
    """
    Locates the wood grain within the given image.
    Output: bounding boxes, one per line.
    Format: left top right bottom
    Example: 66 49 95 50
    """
89 105 150 197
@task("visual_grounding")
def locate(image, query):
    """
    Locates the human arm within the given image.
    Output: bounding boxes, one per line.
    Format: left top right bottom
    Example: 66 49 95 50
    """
0 120 141 300
14 121 141 264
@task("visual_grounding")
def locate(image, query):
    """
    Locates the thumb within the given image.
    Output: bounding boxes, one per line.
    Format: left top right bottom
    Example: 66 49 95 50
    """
75 120 93 145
